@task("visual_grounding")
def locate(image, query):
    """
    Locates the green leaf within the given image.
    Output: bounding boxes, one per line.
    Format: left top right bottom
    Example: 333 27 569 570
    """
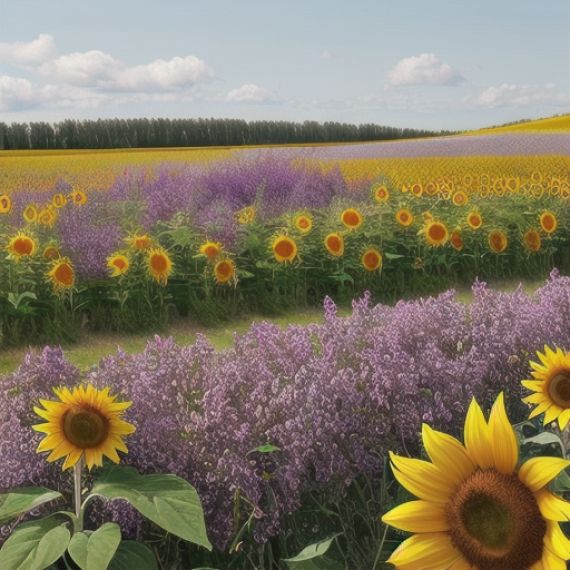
283 534 341 567
0 515 71 570
92 466 211 550
0 487 62 524
107 541 157 570
248 444 281 455
68 523 122 570
384 252 405 260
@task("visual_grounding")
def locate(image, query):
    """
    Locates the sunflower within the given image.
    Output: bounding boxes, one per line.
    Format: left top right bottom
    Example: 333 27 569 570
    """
47 258 75 291
522 345 570 430
127 234 153 251
425 182 437 196
452 190 469 206
450 229 464 251
324 233 344 257
7 232 37 259
488 230 508 253
23 204 38 224
70 190 88 206
236 205 256 225
361 248 382 271
0 194 12 214
467 211 483 230
199 240 222 260
373 184 390 203
382 393 570 570
293 213 313 234
411 183 423 198
33 384 135 471
107 253 130 277
38 207 57 227
523 229 542 252
272 235 298 263
52 193 68 209
340 208 363 230
540 212 557 234
214 258 236 284
147 247 173 284
396 208 414 227
423 221 449 247
43 245 61 261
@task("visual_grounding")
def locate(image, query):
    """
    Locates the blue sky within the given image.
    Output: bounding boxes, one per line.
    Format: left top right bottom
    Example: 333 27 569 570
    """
0 0 568 130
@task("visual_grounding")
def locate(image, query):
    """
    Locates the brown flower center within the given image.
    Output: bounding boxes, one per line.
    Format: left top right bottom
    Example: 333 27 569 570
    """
342 210 361 227
447 469 545 570
275 239 295 258
151 254 168 272
63 406 109 448
55 263 74 286
429 223 446 241
548 370 570 408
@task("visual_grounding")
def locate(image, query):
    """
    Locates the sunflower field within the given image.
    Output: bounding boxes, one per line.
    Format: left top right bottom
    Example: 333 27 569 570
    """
1 137 569 346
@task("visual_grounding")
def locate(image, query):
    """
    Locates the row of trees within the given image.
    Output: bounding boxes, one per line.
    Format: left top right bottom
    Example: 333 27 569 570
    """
0 118 452 150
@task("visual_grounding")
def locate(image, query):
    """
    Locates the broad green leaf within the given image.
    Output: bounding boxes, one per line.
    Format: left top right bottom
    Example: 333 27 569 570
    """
0 515 71 570
383 252 405 260
283 534 341 563
0 487 62 524
92 466 211 550
107 541 157 570
68 523 121 570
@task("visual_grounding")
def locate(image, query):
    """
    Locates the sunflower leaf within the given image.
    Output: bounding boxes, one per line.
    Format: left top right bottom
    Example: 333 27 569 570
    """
92 466 211 550
283 533 342 568
0 487 62 524
68 523 122 570
107 541 157 570
0 514 71 570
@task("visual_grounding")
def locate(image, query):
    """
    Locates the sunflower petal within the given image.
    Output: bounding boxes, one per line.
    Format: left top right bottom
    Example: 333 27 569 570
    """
545 521 570 559
544 405 564 425
540 545 567 570
536 489 570 521
382 500 449 533
519 457 570 492
558 409 570 430
386 532 462 569
528 400 552 420
421 424 475 486
62 449 82 470
488 392 518 474
521 380 545 392
464 398 494 469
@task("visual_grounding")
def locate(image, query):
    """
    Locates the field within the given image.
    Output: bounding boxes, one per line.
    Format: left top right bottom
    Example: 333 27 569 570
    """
1 124 570 569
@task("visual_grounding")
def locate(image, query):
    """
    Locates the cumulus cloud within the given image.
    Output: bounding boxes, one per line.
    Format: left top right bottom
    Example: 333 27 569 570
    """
0 76 37 110
474 83 570 108
39 50 120 86
0 34 56 65
388 53 464 86
226 84 275 103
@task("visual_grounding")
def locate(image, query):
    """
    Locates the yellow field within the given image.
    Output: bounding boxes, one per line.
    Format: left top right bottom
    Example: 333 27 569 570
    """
473 114 570 135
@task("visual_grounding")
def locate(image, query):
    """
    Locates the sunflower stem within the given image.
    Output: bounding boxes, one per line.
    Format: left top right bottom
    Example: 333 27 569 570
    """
73 459 83 528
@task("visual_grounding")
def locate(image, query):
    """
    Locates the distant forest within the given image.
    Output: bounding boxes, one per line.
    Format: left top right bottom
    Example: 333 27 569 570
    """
0 118 453 150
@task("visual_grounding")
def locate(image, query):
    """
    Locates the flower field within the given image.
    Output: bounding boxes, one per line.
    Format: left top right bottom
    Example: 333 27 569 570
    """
2 272 570 568
1 131 569 345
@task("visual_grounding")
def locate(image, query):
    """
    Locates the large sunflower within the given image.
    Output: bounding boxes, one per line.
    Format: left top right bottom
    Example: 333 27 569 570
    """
7 232 37 259
199 240 222 260
272 235 298 263
47 257 75 291
522 345 570 430
147 247 173 284
324 233 344 257
340 208 363 230
423 221 449 247
107 253 130 277
540 212 557 234
0 194 12 214
214 258 236 284
33 384 135 470
383 393 570 569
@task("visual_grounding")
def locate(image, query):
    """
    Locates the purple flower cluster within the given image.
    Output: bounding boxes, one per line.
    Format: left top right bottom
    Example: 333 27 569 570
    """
1 271 570 548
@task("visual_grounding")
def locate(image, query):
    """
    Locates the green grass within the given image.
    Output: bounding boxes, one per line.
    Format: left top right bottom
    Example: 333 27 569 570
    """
0 279 545 376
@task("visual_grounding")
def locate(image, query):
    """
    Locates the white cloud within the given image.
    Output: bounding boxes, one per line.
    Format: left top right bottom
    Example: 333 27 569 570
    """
474 83 570 108
226 84 275 103
388 53 464 86
0 76 37 110
113 56 213 91
0 34 56 65
39 50 120 86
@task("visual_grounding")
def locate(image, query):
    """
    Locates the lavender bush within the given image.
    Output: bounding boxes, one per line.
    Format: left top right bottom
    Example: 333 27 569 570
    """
1 271 569 550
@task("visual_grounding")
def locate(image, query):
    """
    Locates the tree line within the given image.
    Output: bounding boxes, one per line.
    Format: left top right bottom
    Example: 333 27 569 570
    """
0 118 453 150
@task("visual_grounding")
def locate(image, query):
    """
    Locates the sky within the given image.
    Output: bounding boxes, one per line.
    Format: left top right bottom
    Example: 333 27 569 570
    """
0 0 569 130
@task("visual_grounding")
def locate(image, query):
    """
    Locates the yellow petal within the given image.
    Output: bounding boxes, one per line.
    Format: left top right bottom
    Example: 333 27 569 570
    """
544 405 564 425
36 433 63 453
488 393 518 474
519 457 570 492
523 393 548 405
382 500 449 533
32 423 59 434
390 452 454 503
558 409 570 430
528 400 552 420
536 489 570 521
421 424 475 487
463 398 494 469
46 440 75 463
62 449 82 470
540 545 567 570
521 380 545 392
545 521 570 559
387 532 462 568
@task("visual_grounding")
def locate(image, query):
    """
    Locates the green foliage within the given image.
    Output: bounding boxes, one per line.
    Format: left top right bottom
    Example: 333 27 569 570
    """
0 487 61 524
68 523 122 570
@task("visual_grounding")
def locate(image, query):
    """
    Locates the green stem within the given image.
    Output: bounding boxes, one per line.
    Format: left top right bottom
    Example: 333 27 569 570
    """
73 458 83 529
372 523 389 570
